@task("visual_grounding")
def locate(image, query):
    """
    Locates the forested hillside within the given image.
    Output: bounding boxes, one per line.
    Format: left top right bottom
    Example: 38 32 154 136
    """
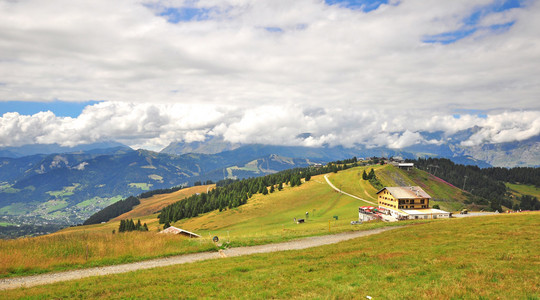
411 158 540 211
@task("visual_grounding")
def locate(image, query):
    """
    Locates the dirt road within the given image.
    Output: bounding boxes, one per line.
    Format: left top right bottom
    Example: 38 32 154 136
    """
324 174 377 205
0 226 401 290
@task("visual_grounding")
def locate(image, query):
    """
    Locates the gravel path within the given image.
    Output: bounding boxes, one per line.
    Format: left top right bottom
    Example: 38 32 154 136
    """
0 226 401 290
324 174 377 205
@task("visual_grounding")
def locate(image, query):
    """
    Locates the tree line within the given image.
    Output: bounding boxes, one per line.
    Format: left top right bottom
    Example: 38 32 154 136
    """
410 157 539 211
158 160 361 225
118 219 148 232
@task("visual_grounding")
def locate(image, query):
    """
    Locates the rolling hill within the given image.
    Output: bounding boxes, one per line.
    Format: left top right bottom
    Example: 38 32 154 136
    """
1 161 537 286
0 163 478 275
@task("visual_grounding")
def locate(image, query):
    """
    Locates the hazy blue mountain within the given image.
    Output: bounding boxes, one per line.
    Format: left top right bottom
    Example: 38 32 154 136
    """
161 136 241 155
0 148 315 228
189 154 313 184
449 135 540 167
0 141 129 158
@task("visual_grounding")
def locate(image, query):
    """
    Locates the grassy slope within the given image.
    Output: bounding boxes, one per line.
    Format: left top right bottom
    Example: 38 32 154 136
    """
4 212 538 299
506 182 540 199
0 171 378 277
329 164 469 212
111 184 215 221
0 165 472 277
174 173 375 245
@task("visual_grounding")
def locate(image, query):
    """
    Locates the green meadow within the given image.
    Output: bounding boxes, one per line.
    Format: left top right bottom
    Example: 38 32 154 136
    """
0 171 385 277
506 182 540 199
3 213 538 299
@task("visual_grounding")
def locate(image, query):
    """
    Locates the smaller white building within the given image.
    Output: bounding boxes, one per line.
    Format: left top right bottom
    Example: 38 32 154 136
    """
400 208 451 220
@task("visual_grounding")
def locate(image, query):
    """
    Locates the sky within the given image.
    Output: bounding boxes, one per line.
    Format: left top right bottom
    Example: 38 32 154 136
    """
0 0 539 151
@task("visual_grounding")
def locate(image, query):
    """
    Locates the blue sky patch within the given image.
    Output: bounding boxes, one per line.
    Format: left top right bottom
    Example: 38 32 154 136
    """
159 7 210 23
0 100 101 118
264 27 284 33
423 0 524 44
423 28 478 45
325 0 390 12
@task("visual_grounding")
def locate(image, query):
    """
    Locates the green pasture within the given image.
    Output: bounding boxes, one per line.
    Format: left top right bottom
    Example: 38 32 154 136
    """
506 182 540 199
5 213 538 299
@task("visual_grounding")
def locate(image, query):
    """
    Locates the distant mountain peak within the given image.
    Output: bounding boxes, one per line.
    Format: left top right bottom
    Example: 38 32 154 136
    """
160 136 241 155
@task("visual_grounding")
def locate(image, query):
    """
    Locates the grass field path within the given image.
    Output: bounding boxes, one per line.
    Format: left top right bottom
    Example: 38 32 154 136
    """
324 174 377 205
0 227 401 291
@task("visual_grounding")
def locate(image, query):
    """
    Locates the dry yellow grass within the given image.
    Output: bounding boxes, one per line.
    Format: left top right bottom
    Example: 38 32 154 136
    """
0 230 215 277
112 184 215 221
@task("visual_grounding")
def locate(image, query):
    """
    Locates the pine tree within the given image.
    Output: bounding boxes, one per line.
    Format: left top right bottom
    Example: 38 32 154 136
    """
362 170 368 180
262 186 268 195
278 182 283 191
368 168 375 179
269 185 275 193
305 173 311 181
164 221 171 229
119 220 125 232
143 223 149 231
129 219 135 231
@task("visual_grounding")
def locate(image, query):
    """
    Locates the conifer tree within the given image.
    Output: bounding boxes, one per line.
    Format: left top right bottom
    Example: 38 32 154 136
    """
368 168 375 179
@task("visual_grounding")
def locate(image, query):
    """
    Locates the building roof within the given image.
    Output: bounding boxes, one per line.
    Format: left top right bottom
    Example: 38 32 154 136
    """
159 226 201 238
376 186 431 199
398 163 414 167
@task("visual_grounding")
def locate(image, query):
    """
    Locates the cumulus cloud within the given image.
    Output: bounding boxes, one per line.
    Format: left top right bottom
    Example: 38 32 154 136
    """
1 102 539 150
0 1 539 150
0 0 539 110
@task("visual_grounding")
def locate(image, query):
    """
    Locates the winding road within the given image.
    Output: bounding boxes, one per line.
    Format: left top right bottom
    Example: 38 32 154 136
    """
324 174 377 205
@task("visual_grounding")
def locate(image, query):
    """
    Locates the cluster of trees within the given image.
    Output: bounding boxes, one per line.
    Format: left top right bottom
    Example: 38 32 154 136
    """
138 185 185 199
194 180 214 186
411 157 539 211
118 219 148 232
334 157 358 165
363 168 383 190
83 196 140 225
514 195 540 211
481 167 540 187
216 178 239 187
158 160 361 225
361 168 383 190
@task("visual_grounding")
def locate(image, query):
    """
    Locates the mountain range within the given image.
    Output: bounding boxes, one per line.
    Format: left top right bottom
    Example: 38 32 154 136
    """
1 130 539 234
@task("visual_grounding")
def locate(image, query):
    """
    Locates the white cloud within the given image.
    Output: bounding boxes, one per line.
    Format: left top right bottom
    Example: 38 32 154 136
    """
1 102 539 150
0 1 539 150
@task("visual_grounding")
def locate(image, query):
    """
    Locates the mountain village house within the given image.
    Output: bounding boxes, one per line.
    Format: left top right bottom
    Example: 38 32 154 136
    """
376 186 450 220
